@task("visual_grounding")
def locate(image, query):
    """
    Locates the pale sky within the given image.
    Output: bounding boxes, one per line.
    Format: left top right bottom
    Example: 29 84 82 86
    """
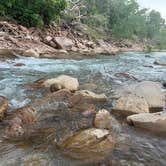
137 0 166 20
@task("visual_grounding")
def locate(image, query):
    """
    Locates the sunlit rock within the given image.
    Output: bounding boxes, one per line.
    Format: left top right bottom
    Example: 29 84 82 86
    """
43 75 79 92
79 83 97 91
4 106 37 140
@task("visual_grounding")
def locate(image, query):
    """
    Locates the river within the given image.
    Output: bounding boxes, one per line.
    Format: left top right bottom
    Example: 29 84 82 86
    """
0 52 166 165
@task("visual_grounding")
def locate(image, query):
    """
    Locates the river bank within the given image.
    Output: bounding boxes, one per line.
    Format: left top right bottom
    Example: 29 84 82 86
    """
0 21 146 59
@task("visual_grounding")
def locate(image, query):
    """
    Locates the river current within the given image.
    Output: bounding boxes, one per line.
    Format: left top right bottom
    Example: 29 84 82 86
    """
0 52 166 166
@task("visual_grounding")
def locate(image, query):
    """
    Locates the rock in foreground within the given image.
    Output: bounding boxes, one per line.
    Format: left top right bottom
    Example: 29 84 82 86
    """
57 128 115 161
127 112 166 133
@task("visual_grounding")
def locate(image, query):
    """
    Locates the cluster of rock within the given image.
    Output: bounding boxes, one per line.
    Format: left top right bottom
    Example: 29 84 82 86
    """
0 21 144 59
112 81 166 133
1 74 165 162
0 75 115 161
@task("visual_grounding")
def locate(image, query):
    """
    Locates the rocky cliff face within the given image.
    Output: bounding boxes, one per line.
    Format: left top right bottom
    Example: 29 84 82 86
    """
0 21 144 58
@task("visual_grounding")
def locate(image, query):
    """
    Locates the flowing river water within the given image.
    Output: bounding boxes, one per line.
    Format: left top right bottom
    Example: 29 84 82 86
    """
0 52 166 166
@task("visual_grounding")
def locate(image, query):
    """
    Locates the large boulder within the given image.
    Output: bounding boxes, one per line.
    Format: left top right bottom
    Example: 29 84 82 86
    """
43 75 79 92
53 37 74 50
94 109 112 129
0 96 8 120
127 112 166 133
134 81 165 112
112 81 165 116
112 93 149 116
57 128 115 161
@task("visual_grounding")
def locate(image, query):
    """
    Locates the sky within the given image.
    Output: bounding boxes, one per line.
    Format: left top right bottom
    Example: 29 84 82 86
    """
137 0 166 20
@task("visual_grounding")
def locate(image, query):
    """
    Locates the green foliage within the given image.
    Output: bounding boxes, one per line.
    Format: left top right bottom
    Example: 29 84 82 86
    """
65 0 165 42
0 0 67 27
146 10 165 39
107 0 165 40
153 28 166 49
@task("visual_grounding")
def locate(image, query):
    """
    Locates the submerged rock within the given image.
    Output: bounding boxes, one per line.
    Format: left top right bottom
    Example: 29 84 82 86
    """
114 72 138 81
14 63 25 67
154 60 166 66
79 83 98 91
94 109 112 129
127 112 166 133
0 96 8 120
4 106 37 140
21 153 50 166
56 128 115 161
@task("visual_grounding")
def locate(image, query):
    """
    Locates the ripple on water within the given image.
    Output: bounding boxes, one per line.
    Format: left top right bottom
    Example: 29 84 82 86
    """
0 52 166 165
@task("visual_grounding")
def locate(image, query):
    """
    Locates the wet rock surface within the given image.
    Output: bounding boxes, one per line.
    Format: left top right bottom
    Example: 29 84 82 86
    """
94 109 112 129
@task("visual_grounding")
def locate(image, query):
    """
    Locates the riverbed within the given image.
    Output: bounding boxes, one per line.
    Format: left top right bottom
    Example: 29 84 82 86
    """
0 52 166 166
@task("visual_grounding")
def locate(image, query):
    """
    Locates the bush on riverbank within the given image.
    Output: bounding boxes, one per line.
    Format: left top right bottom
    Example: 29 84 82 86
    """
0 0 67 27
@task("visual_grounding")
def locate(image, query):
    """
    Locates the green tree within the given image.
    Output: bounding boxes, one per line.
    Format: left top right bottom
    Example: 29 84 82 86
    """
0 0 67 27
146 10 165 38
